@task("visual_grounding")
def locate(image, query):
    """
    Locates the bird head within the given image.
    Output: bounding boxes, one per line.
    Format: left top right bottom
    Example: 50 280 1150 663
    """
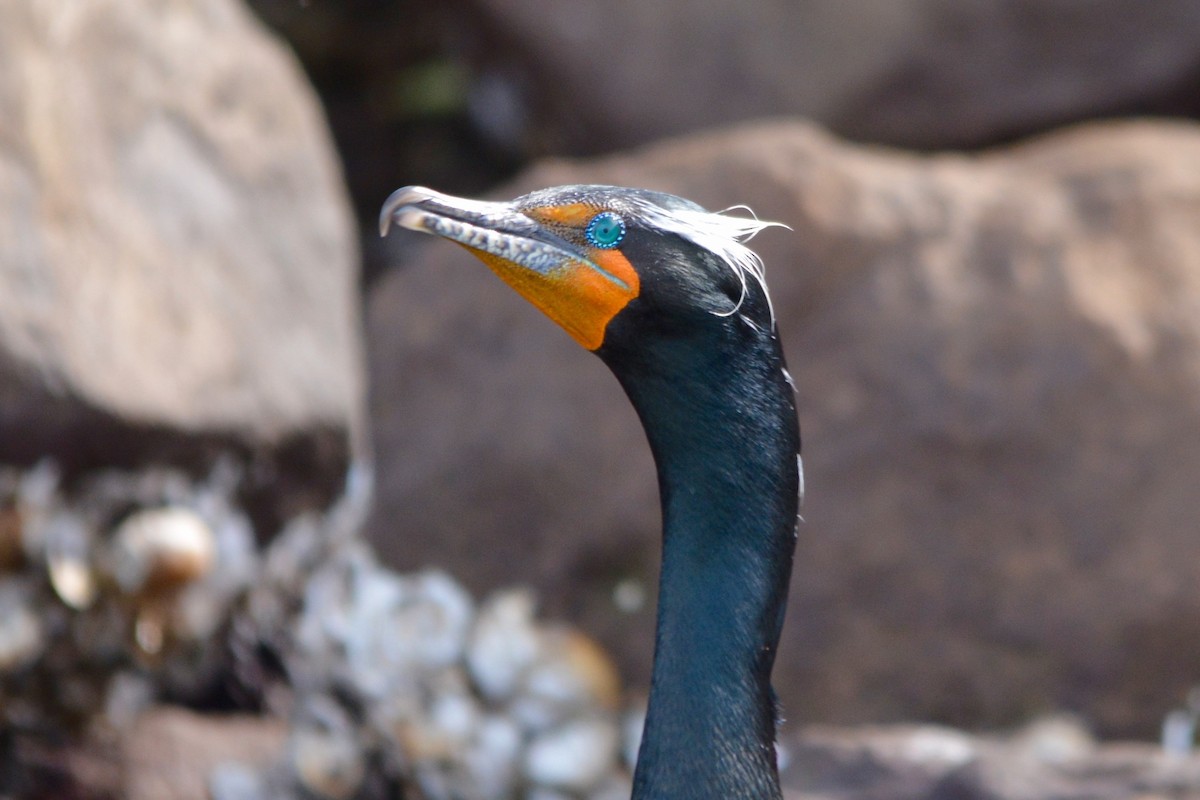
380 184 783 353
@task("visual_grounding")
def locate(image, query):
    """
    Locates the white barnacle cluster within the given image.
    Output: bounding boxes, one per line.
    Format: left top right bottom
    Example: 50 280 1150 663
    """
0 459 257 725
1 454 642 800
238 525 638 800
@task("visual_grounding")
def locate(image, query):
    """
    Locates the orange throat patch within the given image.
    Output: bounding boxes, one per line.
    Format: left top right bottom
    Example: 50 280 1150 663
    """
466 246 639 350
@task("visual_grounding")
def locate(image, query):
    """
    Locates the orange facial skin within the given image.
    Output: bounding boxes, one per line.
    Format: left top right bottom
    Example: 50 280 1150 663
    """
465 206 641 351
526 203 597 227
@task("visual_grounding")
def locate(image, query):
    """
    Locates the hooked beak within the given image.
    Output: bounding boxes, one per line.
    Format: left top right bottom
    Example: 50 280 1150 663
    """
380 186 601 279
379 185 640 350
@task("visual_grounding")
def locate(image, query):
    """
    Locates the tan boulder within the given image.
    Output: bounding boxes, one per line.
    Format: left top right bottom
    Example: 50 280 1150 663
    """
0 0 363 515
458 0 1200 151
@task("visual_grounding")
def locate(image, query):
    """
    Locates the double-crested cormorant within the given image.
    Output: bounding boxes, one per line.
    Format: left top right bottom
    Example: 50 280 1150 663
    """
381 185 801 799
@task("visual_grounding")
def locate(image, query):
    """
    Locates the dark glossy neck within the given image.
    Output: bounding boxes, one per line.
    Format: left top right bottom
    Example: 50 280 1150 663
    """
605 327 800 800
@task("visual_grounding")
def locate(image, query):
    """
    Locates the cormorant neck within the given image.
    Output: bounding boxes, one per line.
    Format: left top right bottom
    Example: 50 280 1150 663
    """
602 323 800 800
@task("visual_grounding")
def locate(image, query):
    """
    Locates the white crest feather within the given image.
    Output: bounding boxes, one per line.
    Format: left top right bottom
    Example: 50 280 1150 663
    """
632 199 787 323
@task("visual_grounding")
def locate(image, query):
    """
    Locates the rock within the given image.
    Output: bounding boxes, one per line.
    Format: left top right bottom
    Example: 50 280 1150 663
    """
109 508 216 595
173 497 259 642
0 0 363 521
466 587 621 729
462 716 524 799
401 668 483 760
784 719 1200 799
288 697 366 800
510 628 622 732
41 509 99 610
367 118 1200 736
458 0 1200 153
409 707 525 800
293 556 474 701
1163 693 1200 757
467 588 544 702
121 707 287 800
46 549 99 611
524 716 621 793
208 763 271 800
783 724 979 798
246 0 1200 260
1009 715 1096 765
0 578 43 672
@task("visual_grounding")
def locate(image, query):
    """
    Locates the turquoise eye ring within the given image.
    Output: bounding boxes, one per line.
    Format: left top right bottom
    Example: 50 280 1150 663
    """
585 211 626 249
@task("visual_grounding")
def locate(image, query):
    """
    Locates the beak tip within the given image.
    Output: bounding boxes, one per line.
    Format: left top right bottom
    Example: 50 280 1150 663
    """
380 185 438 238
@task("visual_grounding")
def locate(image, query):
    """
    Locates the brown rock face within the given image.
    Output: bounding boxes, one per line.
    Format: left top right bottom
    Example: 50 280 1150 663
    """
122 708 286 800
368 119 1200 737
462 0 1200 152
780 720 1200 800
0 0 363 515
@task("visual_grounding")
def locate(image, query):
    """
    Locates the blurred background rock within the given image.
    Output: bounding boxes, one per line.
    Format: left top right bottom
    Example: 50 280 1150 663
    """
6 0 1200 797
246 0 1200 282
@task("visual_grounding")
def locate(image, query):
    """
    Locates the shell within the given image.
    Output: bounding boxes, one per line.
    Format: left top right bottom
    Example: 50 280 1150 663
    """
296 559 474 701
0 579 43 672
290 726 366 800
48 553 98 610
40 511 99 610
511 628 622 731
110 507 216 594
290 697 366 800
524 716 621 793
466 588 542 702
462 715 522 798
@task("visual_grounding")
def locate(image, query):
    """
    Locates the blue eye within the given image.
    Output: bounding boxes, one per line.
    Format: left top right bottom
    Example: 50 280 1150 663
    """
585 211 626 249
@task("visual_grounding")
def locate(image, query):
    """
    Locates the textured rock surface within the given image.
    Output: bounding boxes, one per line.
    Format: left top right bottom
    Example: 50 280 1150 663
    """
0 0 362 505
368 119 1200 736
124 708 287 800
780 720 1200 800
246 0 1200 284
462 0 1200 152
61 712 1200 800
